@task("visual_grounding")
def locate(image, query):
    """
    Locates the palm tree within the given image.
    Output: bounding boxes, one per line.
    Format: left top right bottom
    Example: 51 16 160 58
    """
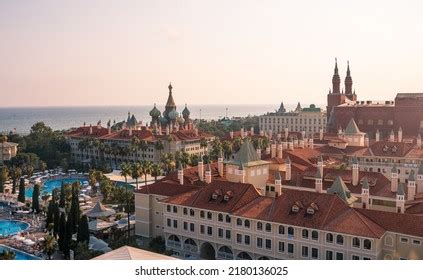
200 137 208 155
120 162 132 241
42 234 57 260
166 135 174 153
131 162 143 190
10 166 22 194
150 163 162 182
154 140 164 159
111 143 120 169
140 160 153 186
130 136 140 153
160 153 175 175
180 152 190 168
222 140 232 159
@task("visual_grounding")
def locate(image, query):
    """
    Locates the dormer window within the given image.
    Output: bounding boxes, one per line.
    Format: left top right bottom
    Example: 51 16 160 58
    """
306 207 315 215
211 193 218 200
292 205 300 213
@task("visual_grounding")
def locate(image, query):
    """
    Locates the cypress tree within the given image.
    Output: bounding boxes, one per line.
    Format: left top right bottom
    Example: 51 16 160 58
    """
63 213 73 259
53 204 60 237
59 180 65 208
69 182 80 233
77 215 90 244
58 212 66 251
17 177 26 203
32 184 40 213
46 201 54 226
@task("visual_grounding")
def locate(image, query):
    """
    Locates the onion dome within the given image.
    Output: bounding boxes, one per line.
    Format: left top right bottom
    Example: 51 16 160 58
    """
182 104 190 118
159 116 168 125
149 103 161 118
168 108 179 120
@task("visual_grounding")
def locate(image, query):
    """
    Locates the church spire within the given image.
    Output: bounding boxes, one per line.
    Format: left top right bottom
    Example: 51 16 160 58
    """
345 60 353 96
332 57 340 94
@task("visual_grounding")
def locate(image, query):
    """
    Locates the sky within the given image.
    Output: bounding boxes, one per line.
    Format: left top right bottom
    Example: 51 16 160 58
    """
0 0 423 107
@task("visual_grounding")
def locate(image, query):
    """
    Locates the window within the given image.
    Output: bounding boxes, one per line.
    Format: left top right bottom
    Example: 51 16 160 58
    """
173 206 177 213
352 237 360 248
166 205 171 212
207 226 213 236
218 213 223 222
363 257 371 260
225 230 231 240
311 231 318 241
265 239 272 250
207 212 212 220
265 223 272 232
226 215 231 223
279 225 285 235
336 252 344 260
288 227 294 238
352 255 360 260
278 241 285 253
190 209 195 216
302 229 309 239
244 220 250 228
400 237 408 243
200 211 205 218
363 239 372 250
218 228 223 238
245 235 251 245
311 248 318 259
200 225 205 234
257 222 263 231
302 246 309 258
173 220 178 228
237 218 242 226
183 207 187 215
288 243 294 254
325 250 333 260
190 223 194 232
336 235 344 245
257 237 263 248
237 234 242 244
413 240 421 245
167 218 171 227
183 221 188 230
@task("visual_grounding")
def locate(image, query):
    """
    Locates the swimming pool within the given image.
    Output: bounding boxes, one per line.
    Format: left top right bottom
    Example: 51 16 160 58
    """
0 220 30 237
25 178 87 198
0 245 40 260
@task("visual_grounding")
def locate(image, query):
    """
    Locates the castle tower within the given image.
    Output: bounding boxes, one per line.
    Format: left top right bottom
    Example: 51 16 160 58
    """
327 58 346 123
332 58 340 94
285 156 292 181
315 168 323 193
164 83 177 120
391 164 398 192
408 170 416 201
396 183 405 213
344 61 356 101
275 171 282 196
177 162 184 185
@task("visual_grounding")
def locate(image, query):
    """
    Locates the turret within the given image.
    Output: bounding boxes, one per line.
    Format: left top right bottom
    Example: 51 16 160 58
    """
407 170 416 201
275 171 282 196
391 164 398 192
352 156 359 186
361 177 370 209
205 163 212 184
285 156 292 181
396 183 405 213
317 155 324 178
344 61 353 96
315 168 323 193
332 58 341 94
177 162 184 185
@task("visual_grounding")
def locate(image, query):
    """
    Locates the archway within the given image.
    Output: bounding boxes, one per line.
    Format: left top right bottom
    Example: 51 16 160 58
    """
167 235 181 248
184 238 198 253
217 246 233 260
237 252 253 260
200 242 216 260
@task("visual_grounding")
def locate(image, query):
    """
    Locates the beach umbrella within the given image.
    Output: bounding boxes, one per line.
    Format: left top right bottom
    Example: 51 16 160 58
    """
85 201 115 218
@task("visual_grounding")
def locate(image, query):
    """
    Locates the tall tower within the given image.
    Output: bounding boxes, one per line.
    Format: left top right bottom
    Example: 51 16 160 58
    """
327 58 346 128
164 83 177 120
332 58 340 94
344 61 356 101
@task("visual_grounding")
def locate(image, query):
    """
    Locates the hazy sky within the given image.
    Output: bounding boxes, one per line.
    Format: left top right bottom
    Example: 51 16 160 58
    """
1 0 423 107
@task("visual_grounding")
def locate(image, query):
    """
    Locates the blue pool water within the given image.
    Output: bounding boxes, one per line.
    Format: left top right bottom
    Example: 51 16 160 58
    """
0 245 40 260
0 220 30 237
25 178 87 198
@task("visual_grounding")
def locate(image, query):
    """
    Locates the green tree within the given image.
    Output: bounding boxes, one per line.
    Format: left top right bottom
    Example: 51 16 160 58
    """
59 180 66 208
140 160 152 186
42 234 58 260
58 212 66 251
63 212 73 259
53 203 60 237
131 162 142 190
154 140 164 158
77 215 90 245
10 166 22 194
69 182 80 233
120 162 132 242
0 165 8 193
31 183 41 213
150 163 162 182
0 250 16 260
17 177 26 203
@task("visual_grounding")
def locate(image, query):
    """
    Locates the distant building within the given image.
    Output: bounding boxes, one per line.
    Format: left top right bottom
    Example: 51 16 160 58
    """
0 142 18 162
259 103 327 137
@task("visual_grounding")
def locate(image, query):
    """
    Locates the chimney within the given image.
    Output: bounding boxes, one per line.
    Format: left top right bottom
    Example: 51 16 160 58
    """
275 172 282 196
361 178 370 209
338 126 342 136
239 164 245 183
194 127 199 136
417 134 422 149
97 121 102 129
407 170 416 201
389 130 395 142
178 162 184 185
317 155 324 178
364 134 369 147
315 168 323 193
282 141 288 149
398 127 403 143
198 160 204 181
218 151 224 177
229 131 234 139
396 183 405 213
89 124 93 135
277 142 283 159
205 164 212 184
284 127 289 140
319 128 324 141
375 129 380 142
288 140 294 151
240 127 244 139
309 138 314 149
256 148 261 159
250 127 254 136
285 157 292 181
391 165 398 192
271 142 277 158
352 156 359 186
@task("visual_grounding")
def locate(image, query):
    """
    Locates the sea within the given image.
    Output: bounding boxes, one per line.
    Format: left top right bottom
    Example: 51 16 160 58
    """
0 104 308 135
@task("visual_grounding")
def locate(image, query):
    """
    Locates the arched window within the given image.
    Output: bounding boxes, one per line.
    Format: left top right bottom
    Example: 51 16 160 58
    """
207 212 212 220
218 213 223 222
288 227 295 238
244 220 250 228
257 222 263 231
183 207 188 215
237 218 242 226
352 237 360 248
326 233 334 243
311 230 319 240
278 225 285 235
173 206 177 213
190 209 195 216
336 235 344 245
363 239 372 250
166 205 171 212
265 223 272 232
302 229 309 239
200 211 205 218
226 215 231 223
